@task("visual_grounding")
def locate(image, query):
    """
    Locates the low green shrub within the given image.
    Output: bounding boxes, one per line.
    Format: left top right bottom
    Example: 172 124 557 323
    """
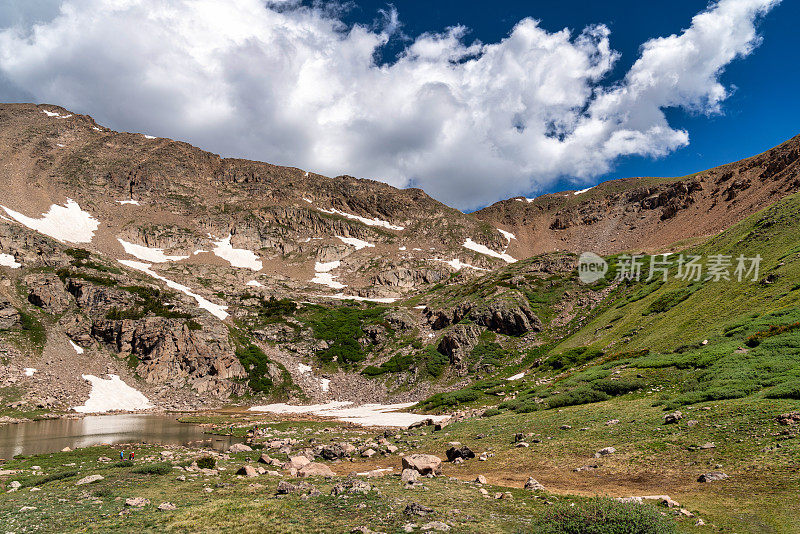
642 288 693 315
196 456 216 469
533 497 676 534
547 387 610 409
132 463 173 475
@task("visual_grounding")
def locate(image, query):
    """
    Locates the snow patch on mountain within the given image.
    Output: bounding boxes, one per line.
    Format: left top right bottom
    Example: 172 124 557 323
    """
319 207 404 230
69 340 85 354
336 236 375 250
118 260 229 320
574 186 593 195
1 199 99 243
462 238 516 263
246 280 263 287
116 199 140 206
0 253 20 268
118 238 189 263
212 235 263 271
497 228 516 241
40 109 71 119
430 258 488 272
310 272 347 290
73 374 152 413
315 260 340 273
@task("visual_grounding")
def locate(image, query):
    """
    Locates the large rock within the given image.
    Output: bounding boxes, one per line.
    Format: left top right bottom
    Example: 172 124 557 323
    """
75 474 104 485
0 298 21 330
664 411 683 425
298 462 335 478
91 315 247 396
426 296 541 336
524 477 545 491
437 323 483 373
236 465 258 477
697 472 729 483
445 446 475 462
25 273 72 313
401 454 442 476
227 443 253 453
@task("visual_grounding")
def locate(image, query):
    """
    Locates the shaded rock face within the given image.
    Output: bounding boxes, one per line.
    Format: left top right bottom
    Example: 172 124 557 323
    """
91 316 246 396
371 268 445 288
401 454 442 476
0 298 21 330
64 279 135 316
426 297 541 336
437 323 483 372
25 273 72 314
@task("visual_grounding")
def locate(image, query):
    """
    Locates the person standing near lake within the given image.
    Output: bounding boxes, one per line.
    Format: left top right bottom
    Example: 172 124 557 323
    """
120 450 124 460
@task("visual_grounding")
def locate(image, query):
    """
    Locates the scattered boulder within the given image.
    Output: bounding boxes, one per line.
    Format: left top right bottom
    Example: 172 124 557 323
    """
362 448 377 458
287 455 311 470
523 477 545 491
157 502 177 511
697 472 729 483
402 454 442 476
401 469 419 485
777 412 800 425
421 521 450 531
276 480 314 494
298 462 335 478
76 474 104 485
445 446 474 462
404 502 434 516
474 475 487 484
664 411 683 425
236 465 258 477
331 479 371 495
227 443 253 453
124 497 150 507
257 453 274 464
595 447 616 458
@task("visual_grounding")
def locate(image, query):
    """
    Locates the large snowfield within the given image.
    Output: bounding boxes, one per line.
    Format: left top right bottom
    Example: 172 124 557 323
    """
249 401 448 427
73 374 152 413
1 199 99 243
118 238 189 263
212 235 263 271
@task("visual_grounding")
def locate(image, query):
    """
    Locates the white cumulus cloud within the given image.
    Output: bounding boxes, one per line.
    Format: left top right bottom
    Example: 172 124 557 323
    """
0 0 780 209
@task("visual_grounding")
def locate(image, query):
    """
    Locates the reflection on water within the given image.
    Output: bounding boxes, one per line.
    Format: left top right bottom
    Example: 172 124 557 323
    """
0 414 240 459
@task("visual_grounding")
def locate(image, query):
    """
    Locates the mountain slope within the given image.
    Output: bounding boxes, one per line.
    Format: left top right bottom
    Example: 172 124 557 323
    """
475 135 800 256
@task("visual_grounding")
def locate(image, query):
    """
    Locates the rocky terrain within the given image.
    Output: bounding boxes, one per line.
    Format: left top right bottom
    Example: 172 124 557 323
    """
0 102 798 415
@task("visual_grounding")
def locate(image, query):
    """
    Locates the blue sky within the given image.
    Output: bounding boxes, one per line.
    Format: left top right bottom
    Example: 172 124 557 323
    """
0 0 794 209
341 0 799 195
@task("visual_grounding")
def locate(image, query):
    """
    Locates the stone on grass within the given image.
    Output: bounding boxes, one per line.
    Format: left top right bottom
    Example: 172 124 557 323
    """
125 497 150 507
524 477 545 491
664 411 683 425
298 462 335 478
76 474 104 485
697 472 728 483
404 502 434 516
475 475 487 484
401 454 442 476
227 443 252 453
421 521 450 531
401 469 419 485
158 502 177 511
236 465 258 477
595 447 616 458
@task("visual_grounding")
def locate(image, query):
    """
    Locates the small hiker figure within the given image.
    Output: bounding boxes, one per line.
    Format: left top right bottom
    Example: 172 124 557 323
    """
129 451 135 461
120 450 125 460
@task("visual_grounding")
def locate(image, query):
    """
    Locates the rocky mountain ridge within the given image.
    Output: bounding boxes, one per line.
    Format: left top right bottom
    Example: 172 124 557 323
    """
0 102 798 411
